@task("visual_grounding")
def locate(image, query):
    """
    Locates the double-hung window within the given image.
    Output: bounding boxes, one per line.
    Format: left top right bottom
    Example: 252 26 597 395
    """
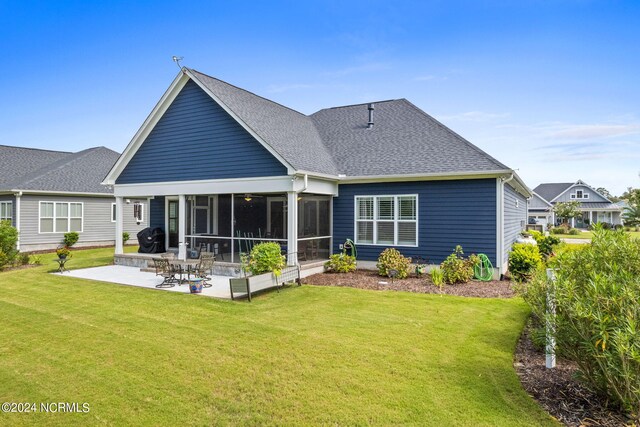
39 202 83 233
355 195 418 246
0 201 12 221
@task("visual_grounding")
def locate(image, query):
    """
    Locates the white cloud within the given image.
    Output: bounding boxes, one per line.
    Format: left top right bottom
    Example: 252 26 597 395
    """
547 124 640 139
321 62 391 77
437 111 510 122
264 83 314 94
414 75 437 81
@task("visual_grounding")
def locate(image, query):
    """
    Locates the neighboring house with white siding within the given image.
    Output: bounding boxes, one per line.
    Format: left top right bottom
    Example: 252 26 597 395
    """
529 180 623 228
0 145 148 251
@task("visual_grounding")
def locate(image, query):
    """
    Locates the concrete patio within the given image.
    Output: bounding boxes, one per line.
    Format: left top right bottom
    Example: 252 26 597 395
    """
54 265 235 299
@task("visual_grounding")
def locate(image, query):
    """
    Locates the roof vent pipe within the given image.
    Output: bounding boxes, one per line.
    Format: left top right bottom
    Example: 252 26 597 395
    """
367 103 375 129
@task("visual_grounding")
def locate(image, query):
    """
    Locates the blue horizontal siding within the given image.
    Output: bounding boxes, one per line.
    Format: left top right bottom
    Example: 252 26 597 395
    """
333 179 497 265
116 80 287 184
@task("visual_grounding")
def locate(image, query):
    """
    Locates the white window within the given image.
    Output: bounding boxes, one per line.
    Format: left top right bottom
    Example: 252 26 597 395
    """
111 203 116 222
355 195 418 246
39 202 83 233
0 201 12 221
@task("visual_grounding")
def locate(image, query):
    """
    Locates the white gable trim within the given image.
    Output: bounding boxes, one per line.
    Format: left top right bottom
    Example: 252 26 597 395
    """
102 69 295 186
185 68 295 175
103 71 190 185
549 180 612 203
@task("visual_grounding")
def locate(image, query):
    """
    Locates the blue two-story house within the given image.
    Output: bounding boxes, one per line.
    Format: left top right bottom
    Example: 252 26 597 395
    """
103 67 530 276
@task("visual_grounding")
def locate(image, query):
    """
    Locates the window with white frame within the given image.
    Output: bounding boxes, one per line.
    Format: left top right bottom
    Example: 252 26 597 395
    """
39 202 83 233
111 203 116 222
0 201 12 221
571 189 589 199
355 195 417 246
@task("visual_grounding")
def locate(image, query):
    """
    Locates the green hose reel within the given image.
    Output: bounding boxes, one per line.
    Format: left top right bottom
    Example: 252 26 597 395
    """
473 253 494 281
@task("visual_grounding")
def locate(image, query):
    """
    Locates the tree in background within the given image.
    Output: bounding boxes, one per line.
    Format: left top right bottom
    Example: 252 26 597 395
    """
553 201 582 224
596 187 612 200
623 188 640 226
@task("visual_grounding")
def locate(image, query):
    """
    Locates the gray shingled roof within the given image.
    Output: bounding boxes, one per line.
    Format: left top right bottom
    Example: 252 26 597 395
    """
533 183 574 202
0 145 119 194
189 70 339 175
311 99 509 176
187 69 510 177
0 145 70 190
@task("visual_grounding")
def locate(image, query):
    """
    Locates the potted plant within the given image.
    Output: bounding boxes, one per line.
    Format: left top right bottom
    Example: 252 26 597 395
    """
56 246 71 260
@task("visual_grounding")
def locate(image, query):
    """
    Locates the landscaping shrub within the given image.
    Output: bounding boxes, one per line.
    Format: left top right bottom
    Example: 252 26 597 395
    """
324 253 357 273
550 226 567 235
0 221 18 269
18 252 30 265
122 232 130 246
440 245 475 285
430 267 444 289
528 230 560 258
376 248 411 279
508 243 542 282
248 242 285 277
63 232 79 247
567 228 580 235
520 227 640 416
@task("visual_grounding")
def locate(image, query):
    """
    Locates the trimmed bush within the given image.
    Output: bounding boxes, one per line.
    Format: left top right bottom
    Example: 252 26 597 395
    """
520 227 640 415
0 221 18 270
567 228 580 235
325 253 357 273
550 226 567 235
528 230 560 258
508 243 542 282
440 245 475 285
248 242 285 277
122 232 130 246
376 248 411 279
63 232 79 247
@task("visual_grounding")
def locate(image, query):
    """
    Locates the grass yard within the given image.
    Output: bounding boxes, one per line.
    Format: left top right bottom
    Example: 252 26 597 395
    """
0 248 556 426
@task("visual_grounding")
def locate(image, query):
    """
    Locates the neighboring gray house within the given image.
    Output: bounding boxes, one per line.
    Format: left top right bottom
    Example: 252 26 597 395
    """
529 180 623 228
0 145 148 251
103 67 531 276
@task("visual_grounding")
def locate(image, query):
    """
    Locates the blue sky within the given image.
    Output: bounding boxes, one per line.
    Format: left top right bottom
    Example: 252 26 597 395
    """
1 0 639 195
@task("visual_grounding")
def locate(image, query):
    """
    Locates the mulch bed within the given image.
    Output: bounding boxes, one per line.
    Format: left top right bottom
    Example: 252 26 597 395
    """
514 326 632 426
303 269 515 298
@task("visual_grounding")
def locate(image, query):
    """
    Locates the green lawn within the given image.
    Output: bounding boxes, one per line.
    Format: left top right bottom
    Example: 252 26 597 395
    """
0 248 556 426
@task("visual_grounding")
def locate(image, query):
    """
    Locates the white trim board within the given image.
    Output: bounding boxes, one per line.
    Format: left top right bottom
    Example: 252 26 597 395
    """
113 176 338 198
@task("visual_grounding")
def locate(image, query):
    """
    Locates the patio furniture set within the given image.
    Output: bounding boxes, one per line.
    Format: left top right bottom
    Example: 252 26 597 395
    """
152 252 216 294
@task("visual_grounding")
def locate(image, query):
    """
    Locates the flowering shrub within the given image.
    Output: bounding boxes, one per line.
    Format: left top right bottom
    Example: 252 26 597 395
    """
376 248 411 279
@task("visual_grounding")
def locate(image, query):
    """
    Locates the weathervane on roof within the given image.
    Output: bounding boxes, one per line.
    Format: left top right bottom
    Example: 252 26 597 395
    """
172 56 184 70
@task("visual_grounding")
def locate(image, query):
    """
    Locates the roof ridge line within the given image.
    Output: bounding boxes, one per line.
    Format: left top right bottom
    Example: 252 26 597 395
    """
313 99 399 113
0 144 72 154
188 68 310 118
16 148 102 188
401 99 510 171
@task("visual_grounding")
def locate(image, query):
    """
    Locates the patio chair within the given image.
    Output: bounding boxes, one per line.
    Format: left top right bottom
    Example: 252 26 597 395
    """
153 258 176 288
195 255 215 288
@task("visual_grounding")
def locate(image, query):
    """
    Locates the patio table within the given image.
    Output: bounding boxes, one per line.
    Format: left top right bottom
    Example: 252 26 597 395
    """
169 259 199 284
